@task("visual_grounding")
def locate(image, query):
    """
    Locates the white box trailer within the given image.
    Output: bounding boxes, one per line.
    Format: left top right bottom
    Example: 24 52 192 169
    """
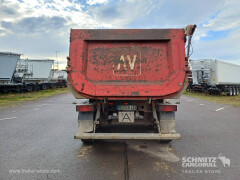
18 59 54 81
214 61 240 85
50 69 67 81
190 59 240 95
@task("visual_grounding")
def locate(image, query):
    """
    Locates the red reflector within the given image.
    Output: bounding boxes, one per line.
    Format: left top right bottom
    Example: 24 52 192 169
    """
159 105 177 112
123 102 129 105
76 105 94 112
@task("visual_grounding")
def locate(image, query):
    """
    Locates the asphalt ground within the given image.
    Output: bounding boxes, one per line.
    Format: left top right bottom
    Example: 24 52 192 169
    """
0 92 239 180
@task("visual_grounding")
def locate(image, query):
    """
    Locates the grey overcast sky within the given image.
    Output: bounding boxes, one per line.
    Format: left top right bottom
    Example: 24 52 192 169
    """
0 0 240 69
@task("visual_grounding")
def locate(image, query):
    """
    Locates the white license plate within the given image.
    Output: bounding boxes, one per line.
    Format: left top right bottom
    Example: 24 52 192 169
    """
118 105 137 111
118 111 134 123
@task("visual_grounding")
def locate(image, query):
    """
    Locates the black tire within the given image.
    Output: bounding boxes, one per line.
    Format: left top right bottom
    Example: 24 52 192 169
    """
233 87 236 96
52 84 57 88
81 139 94 144
41 84 48 90
26 85 33 92
2 88 9 93
15 86 21 92
227 88 233 96
48 84 53 89
159 140 172 144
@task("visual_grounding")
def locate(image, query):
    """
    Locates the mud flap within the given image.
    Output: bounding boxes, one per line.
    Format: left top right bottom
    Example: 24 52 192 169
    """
76 112 94 136
159 112 177 134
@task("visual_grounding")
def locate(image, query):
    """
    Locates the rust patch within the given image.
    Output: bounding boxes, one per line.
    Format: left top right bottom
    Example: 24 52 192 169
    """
130 91 140 96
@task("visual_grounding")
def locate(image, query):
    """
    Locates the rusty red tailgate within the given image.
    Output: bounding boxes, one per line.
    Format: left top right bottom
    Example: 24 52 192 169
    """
68 29 187 100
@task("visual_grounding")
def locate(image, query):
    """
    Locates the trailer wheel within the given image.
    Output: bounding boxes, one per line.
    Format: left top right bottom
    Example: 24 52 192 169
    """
2 88 9 93
233 87 236 96
227 88 233 96
236 88 239 96
15 86 21 92
41 84 48 90
26 85 34 92
52 84 57 88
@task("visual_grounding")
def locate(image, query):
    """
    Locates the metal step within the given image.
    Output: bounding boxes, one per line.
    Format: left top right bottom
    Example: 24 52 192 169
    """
74 133 181 140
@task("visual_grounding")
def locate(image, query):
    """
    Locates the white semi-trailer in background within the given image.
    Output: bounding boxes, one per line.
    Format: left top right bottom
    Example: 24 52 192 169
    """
16 59 54 81
17 59 67 90
189 59 240 95
50 69 67 82
49 69 67 88
0 52 33 92
0 52 67 93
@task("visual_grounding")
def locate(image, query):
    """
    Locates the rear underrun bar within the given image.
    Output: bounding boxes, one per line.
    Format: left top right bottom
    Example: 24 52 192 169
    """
74 133 181 140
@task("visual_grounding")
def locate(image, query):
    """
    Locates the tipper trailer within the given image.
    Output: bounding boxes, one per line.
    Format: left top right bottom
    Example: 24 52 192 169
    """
0 52 33 92
15 59 55 91
68 25 196 143
0 52 21 82
16 59 67 90
189 59 240 95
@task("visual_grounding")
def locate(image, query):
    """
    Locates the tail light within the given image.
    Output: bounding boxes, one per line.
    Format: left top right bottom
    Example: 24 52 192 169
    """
76 105 94 112
158 105 177 112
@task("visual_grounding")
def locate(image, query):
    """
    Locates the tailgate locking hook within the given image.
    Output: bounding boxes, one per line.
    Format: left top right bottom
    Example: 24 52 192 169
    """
81 83 85 91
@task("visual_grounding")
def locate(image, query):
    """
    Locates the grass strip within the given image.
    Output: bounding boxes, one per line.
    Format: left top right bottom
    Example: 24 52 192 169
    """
0 88 69 108
183 91 240 107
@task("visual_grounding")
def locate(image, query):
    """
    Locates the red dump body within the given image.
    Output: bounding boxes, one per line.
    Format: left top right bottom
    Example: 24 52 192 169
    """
68 29 188 100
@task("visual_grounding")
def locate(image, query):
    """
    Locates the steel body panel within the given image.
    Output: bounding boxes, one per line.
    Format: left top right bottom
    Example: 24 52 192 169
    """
215 60 240 84
0 52 21 81
190 59 240 85
69 29 187 99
